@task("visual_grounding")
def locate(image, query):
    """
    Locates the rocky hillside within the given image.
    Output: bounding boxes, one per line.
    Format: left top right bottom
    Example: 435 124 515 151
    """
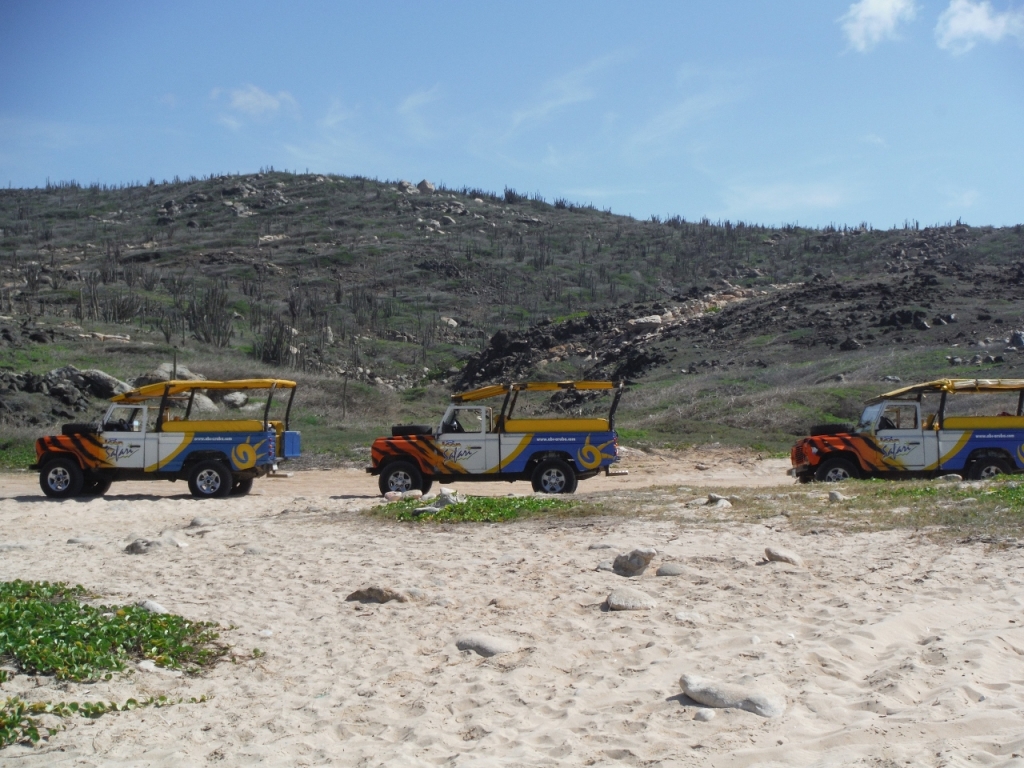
1 171 1023 454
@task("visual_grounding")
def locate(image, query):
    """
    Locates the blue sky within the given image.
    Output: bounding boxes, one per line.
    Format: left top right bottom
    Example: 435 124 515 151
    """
1 1 1021 227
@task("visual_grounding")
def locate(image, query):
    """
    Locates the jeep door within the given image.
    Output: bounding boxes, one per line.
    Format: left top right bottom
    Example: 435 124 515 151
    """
437 407 498 473
874 402 930 471
100 405 148 469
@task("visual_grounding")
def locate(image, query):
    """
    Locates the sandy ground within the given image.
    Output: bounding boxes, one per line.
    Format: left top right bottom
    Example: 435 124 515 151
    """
2 452 1024 766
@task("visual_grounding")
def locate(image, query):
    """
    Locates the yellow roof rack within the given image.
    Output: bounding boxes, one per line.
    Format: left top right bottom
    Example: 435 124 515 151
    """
111 379 297 403
451 380 620 403
869 378 1024 403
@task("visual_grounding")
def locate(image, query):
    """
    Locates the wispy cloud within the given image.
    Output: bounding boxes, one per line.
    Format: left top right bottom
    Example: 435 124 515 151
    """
626 91 736 153
935 0 1024 53
211 84 298 129
725 181 847 213
506 53 628 136
941 184 980 207
840 0 917 51
398 85 441 142
861 133 887 147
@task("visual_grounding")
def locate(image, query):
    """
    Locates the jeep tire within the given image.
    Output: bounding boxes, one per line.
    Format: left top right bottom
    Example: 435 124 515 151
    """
531 459 578 494
968 457 1010 481
378 461 425 496
40 457 84 498
814 457 858 483
188 460 233 498
230 477 255 496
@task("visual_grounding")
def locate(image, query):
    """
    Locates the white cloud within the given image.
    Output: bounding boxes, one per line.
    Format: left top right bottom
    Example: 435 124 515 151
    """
861 133 888 147
217 84 297 116
840 0 917 51
935 0 1024 53
626 91 736 152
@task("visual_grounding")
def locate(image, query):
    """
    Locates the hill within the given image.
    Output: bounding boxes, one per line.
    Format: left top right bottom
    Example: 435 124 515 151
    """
2 170 1023 463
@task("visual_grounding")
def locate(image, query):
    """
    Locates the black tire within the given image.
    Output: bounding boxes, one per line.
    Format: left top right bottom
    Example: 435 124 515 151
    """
814 457 859 483
39 457 84 498
230 477 254 496
968 457 1011 481
420 479 433 495
531 458 578 494
188 460 233 498
378 461 425 496
82 476 113 496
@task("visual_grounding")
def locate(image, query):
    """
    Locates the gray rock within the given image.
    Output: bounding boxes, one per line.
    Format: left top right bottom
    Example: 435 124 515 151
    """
189 517 216 528
138 600 168 614
613 547 657 577
243 545 264 555
828 490 848 503
222 391 248 408
606 587 657 611
416 179 435 194
66 537 97 545
656 563 685 577
80 369 131 398
588 543 613 550
125 538 161 554
693 708 717 721
346 586 409 603
191 392 219 413
709 498 733 509
764 546 803 567
455 634 517 657
936 474 963 482
680 674 786 718
0 543 28 551
596 560 615 572
133 362 205 387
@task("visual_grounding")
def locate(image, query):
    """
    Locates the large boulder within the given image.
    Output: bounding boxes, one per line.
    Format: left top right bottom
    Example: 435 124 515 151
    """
416 179 435 194
133 362 206 387
80 369 131 398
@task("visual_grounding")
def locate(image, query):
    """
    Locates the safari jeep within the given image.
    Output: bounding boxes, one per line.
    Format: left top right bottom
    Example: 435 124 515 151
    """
790 378 1024 483
368 380 625 495
33 379 301 499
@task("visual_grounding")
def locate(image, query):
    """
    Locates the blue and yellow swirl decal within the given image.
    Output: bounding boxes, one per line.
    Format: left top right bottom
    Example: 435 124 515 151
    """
576 434 616 470
231 437 268 470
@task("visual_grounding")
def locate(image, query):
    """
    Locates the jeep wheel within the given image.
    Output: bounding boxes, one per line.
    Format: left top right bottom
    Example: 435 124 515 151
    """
378 461 425 496
82 476 113 496
230 477 254 496
531 459 578 494
40 457 84 498
814 457 858 483
188 461 233 498
969 458 1010 481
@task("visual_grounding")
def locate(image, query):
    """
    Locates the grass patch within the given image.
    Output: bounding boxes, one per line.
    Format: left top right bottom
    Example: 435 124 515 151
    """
371 494 593 523
0 580 226 681
717 477 1024 541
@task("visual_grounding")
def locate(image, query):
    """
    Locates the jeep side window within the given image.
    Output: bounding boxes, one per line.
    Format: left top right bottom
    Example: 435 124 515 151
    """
878 404 917 430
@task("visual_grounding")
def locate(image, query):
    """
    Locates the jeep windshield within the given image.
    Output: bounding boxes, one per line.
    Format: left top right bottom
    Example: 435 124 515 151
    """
856 403 884 433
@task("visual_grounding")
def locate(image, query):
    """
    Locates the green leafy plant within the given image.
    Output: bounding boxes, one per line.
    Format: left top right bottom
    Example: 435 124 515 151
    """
373 495 588 523
1 695 208 749
0 580 227 681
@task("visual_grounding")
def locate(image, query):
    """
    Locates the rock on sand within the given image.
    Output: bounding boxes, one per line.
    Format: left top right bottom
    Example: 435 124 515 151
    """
680 674 786 718
613 547 657 577
455 635 518 657
606 587 657 611
764 546 803 567
346 586 410 603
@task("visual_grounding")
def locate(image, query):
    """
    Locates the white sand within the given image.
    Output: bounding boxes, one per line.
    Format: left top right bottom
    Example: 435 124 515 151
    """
2 458 1024 766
